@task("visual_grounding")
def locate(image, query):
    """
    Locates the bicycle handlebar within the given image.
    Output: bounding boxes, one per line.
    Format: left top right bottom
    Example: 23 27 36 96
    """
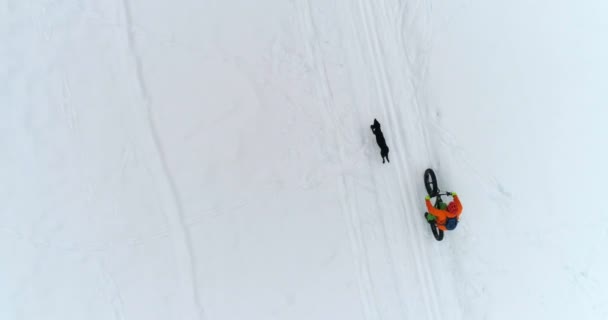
430 193 451 197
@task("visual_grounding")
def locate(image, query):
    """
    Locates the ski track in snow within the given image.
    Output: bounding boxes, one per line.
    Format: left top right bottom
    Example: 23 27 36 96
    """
296 2 379 319
60 76 78 131
352 1 441 319
120 1 206 319
97 259 127 320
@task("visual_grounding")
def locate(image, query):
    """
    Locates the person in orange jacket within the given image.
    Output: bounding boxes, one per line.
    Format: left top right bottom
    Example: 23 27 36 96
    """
425 192 463 231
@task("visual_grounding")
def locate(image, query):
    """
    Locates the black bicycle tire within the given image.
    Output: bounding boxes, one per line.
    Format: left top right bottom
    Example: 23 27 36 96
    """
424 168 439 197
431 225 444 241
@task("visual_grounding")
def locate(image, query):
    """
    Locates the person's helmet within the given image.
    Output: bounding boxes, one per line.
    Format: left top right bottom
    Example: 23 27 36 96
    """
447 201 458 214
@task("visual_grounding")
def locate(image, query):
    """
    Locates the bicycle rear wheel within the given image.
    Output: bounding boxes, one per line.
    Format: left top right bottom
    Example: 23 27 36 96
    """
431 224 444 241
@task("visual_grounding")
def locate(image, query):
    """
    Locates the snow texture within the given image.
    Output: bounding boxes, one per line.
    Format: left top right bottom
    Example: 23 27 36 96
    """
1 0 607 319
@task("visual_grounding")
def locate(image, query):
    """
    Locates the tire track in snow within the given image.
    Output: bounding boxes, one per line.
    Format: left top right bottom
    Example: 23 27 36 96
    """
60 76 78 130
357 9 426 317
352 1 442 319
396 0 439 166
376 1 463 318
120 1 206 319
97 259 126 320
296 2 380 319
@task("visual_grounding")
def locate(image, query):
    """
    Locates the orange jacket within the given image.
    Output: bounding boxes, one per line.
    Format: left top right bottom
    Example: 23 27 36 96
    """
426 195 463 231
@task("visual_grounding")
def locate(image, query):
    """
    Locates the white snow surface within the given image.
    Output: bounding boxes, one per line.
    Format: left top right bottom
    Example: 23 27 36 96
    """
2 0 608 319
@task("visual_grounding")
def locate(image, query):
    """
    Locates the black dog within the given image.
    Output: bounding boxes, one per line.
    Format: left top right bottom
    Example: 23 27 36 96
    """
371 119 390 163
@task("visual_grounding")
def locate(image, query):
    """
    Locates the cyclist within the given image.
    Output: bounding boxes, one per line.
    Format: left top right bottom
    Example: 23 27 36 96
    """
425 192 463 231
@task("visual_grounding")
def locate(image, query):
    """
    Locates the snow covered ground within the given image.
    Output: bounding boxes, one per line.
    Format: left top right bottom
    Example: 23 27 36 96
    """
2 0 607 319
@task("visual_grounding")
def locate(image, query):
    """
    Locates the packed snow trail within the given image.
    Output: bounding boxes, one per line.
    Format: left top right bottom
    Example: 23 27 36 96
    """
295 1 463 319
